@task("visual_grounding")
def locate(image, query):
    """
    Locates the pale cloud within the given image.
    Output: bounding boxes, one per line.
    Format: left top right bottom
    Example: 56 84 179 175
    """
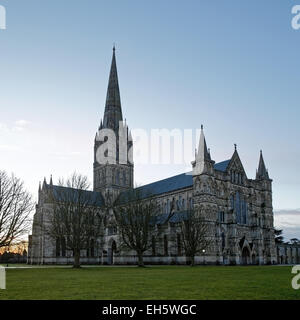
0 123 9 132
0 120 32 152
274 209 300 216
13 119 31 132
12 126 25 132
0 144 21 151
0 120 31 133
14 120 31 126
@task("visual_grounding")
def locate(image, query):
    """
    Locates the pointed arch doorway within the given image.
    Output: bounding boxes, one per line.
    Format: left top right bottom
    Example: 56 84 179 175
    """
242 247 250 265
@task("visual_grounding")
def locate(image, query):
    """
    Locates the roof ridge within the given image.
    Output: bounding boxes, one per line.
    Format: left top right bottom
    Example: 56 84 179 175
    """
136 171 192 189
51 184 101 194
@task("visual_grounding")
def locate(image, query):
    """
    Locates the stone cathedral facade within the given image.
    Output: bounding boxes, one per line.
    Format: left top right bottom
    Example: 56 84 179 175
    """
28 48 278 265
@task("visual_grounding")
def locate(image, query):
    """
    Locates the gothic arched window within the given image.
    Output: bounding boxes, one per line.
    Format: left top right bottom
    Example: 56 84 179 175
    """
164 235 168 256
177 234 182 255
112 169 115 183
56 238 61 257
221 232 225 250
189 198 193 209
235 192 241 223
230 194 234 210
218 211 225 222
166 199 170 213
116 170 120 185
241 201 247 224
90 239 95 258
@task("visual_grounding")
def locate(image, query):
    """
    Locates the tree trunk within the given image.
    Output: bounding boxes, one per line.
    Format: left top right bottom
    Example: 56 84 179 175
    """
137 252 144 267
73 249 81 268
190 255 195 267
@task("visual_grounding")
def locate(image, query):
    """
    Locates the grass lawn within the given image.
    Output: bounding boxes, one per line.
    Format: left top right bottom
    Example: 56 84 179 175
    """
0 265 299 300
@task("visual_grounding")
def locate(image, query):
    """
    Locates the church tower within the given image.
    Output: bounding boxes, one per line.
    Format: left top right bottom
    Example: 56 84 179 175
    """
93 47 134 195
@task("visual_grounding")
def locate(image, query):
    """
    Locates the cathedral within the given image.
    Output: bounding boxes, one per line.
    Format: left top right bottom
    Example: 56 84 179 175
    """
28 48 279 265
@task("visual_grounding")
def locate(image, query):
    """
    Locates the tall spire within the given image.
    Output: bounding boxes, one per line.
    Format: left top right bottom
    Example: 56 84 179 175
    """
93 48 134 193
103 46 123 132
256 150 269 180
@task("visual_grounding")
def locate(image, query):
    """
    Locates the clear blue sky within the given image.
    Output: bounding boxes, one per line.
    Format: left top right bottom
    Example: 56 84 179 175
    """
0 1 300 237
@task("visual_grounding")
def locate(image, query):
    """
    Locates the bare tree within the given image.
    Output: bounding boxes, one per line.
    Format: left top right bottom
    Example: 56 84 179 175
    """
290 238 300 245
274 228 284 244
0 171 33 248
113 188 170 267
180 209 211 266
43 173 104 268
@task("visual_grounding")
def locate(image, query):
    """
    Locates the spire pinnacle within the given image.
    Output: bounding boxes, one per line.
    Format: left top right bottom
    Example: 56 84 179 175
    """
256 150 269 180
192 126 213 175
43 177 47 189
196 126 211 162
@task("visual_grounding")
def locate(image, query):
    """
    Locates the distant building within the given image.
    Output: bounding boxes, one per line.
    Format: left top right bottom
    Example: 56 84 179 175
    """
28 48 291 265
277 243 300 264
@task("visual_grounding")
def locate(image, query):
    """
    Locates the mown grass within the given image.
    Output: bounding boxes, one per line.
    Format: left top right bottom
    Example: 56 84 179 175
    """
0 265 299 300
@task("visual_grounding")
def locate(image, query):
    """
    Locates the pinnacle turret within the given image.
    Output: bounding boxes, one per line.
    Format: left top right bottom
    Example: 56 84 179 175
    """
196 125 211 162
256 150 269 180
192 125 213 175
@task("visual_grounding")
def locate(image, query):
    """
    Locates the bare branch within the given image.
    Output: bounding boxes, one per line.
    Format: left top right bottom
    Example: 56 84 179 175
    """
180 208 212 266
41 172 104 268
0 171 33 248
113 188 159 267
